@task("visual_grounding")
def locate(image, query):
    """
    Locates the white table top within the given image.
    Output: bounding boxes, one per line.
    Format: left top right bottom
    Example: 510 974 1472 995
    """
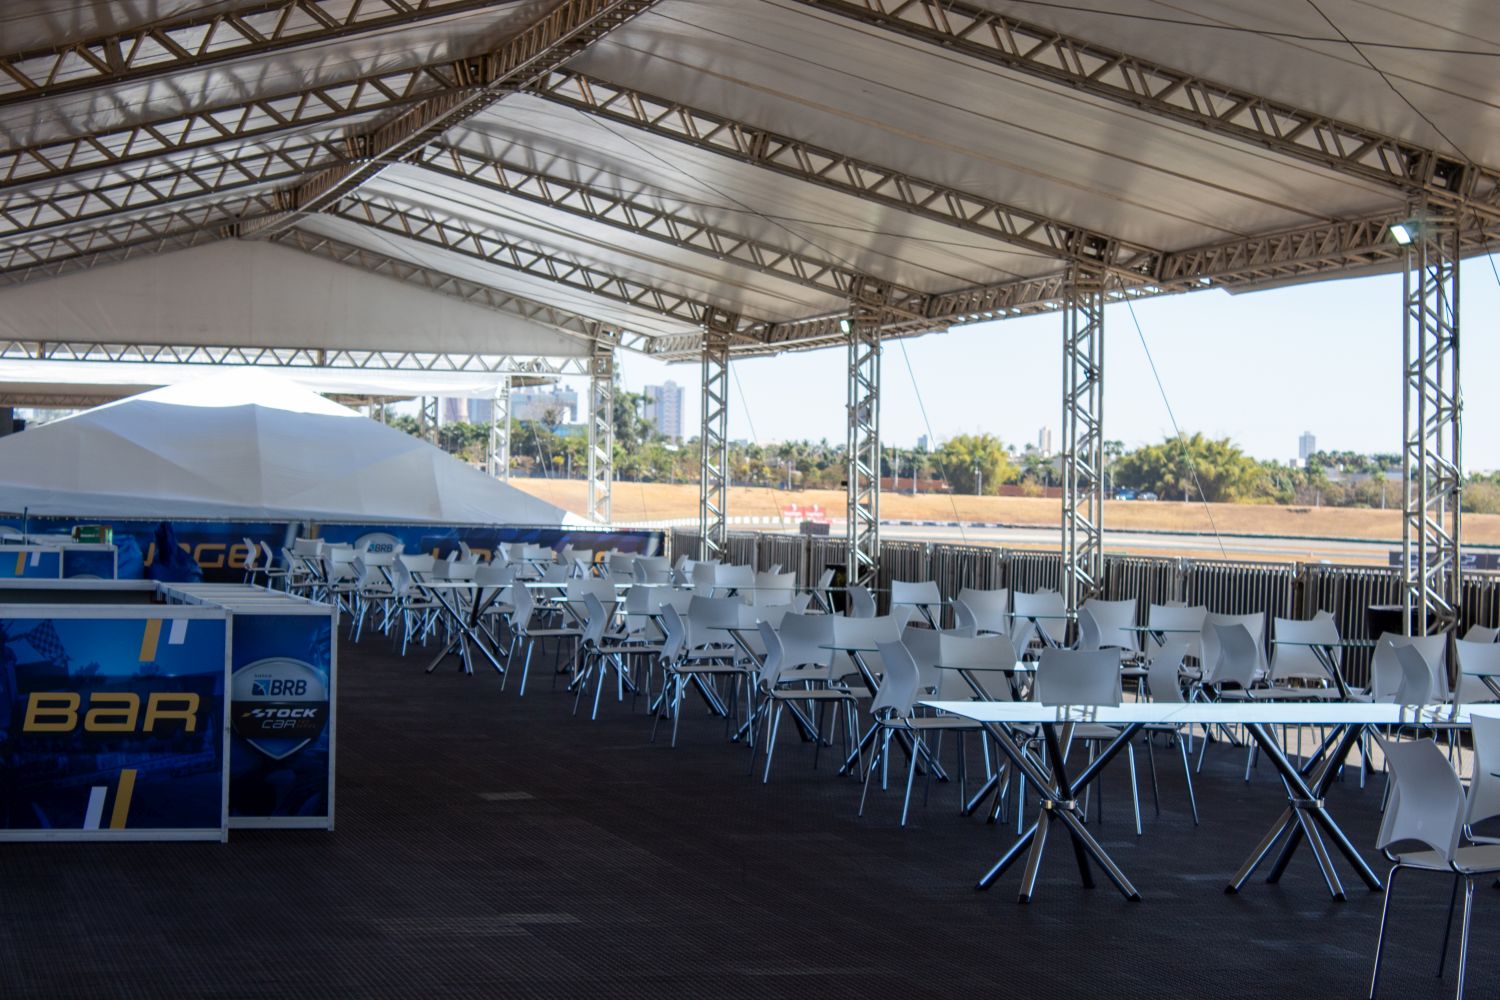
919 700 1499 727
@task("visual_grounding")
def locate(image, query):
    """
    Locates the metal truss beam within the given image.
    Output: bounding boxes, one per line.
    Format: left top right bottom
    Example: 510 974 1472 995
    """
532 70 1162 280
0 195 281 280
246 0 658 237
790 0 1500 220
846 278 889 587
698 310 735 560
587 343 614 523
0 137 348 241
419 396 439 445
1060 264 1105 612
488 376 511 480
1402 201 1462 637
273 228 614 345
0 0 512 110
0 339 592 376
413 144 927 309
332 194 760 331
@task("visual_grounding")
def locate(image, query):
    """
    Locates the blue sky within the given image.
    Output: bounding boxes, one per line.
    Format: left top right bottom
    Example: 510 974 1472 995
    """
611 255 1500 471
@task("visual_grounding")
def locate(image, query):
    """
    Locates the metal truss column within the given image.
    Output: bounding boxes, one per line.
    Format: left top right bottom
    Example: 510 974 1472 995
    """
1401 201 1463 636
698 312 737 561
587 344 614 524
1061 264 1106 612
419 396 438 446
846 279 890 588
487 377 511 481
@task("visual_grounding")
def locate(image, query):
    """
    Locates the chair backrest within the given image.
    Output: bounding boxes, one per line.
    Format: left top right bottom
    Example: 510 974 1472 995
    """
936 632 1016 702
242 538 261 570
690 560 720 591
659 603 687 661
1378 632 1450 701
399 553 436 575
1392 643 1434 704
1374 735 1464 862
1013 590 1066 645
1463 624 1500 643
890 580 942 621
872 640 923 719
751 570 796 606
685 595 741 647
656 590 695 615
713 563 756 597
956 587 1009 633
757 621 788 689
750 603 795 632
566 578 615 607
580 592 613 647
259 540 280 569
633 559 672 584
1466 713 1500 829
1201 612 1267 679
434 559 476 581
1147 603 1207 660
569 549 595 576
831 613 906 650
605 551 636 577
775 613 836 676
292 537 323 558
1457 638 1500 706
1034 648 1121 706
900 625 943 693
1204 622 1259 690
1145 643 1190 704
1270 613 1340 682
1076 608 1104 652
1080 597 1138 651
474 563 514 587
847 584 877 619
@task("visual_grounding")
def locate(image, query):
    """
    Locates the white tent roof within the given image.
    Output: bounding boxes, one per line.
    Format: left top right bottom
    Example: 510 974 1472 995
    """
0 370 578 526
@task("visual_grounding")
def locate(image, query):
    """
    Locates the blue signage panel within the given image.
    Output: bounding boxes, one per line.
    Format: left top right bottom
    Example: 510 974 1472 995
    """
0 547 62 579
0 609 229 841
228 612 335 828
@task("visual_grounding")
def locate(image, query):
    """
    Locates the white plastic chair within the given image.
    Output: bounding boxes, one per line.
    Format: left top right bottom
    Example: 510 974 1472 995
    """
1457 639 1500 707
890 580 942 627
1033 647 1140 835
1369 734 1500 1000
1271 612 1342 688
955 587 1009 634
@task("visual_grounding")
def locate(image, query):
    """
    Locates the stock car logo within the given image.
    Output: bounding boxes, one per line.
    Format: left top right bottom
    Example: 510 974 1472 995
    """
231 657 329 760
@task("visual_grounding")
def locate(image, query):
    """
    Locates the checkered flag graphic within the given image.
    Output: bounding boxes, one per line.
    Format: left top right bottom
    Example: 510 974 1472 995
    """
20 621 69 667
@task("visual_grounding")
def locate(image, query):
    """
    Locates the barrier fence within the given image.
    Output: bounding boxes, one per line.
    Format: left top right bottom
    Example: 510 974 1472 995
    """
668 529 1500 690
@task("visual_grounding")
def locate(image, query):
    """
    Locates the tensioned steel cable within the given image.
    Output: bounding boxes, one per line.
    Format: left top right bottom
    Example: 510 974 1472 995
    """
1122 298 1229 559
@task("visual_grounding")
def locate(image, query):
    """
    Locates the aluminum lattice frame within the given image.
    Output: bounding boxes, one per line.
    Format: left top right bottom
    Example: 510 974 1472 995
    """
1061 264 1106 611
487 376 511 480
698 313 735 561
587 343 614 524
419 396 439 445
846 280 889 587
1402 203 1463 637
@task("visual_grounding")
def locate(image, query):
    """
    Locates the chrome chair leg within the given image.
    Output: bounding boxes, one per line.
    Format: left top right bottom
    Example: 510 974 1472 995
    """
1369 864 1401 999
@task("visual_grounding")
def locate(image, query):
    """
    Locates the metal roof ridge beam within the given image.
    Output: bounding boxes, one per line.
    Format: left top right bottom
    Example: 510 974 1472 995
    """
242 0 661 238
531 69 1162 281
0 0 518 110
413 142 929 307
329 191 770 332
789 0 1500 218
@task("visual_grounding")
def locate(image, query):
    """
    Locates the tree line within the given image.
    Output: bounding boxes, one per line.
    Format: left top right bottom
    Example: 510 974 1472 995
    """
386 395 1500 513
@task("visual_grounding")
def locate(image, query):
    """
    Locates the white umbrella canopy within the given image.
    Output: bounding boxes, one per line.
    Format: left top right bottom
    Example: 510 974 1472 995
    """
0 369 578 526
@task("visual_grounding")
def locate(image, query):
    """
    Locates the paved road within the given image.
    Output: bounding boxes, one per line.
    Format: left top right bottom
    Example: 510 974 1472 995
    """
877 522 1397 563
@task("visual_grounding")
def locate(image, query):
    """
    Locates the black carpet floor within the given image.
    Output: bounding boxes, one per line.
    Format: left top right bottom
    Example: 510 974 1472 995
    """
2 635 1493 999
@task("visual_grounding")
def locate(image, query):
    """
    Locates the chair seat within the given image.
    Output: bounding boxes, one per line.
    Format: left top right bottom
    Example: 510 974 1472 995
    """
1396 844 1500 875
769 686 853 702
899 715 981 731
1067 722 1131 741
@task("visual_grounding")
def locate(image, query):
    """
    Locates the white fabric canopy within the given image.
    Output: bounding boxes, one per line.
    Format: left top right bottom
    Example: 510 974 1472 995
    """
0 369 578 526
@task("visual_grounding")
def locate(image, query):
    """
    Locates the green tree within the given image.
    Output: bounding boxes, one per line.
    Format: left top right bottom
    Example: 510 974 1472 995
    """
933 434 1017 495
1114 433 1263 502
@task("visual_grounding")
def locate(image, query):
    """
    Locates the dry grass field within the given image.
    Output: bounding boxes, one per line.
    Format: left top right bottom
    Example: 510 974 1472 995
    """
513 479 1500 546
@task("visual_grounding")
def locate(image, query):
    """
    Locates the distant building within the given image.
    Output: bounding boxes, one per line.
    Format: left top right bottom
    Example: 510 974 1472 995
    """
467 398 493 425
917 434 929 452
643 380 685 441
439 397 465 425
1037 426 1053 456
1298 431 1317 461
513 387 578 424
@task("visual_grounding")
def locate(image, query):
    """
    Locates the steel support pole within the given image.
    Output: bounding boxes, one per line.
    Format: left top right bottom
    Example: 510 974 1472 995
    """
419 396 439 446
846 279 889 588
487 377 511 480
1061 263 1106 611
698 311 736 560
587 344 614 524
1401 201 1462 637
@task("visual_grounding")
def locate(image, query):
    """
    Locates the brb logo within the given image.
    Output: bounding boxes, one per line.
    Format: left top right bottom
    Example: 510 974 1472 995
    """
231 657 329 760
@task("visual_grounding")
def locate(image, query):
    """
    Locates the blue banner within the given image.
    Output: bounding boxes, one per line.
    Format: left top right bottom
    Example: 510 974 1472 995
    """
228 612 334 827
0 611 228 840
0 547 62 579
